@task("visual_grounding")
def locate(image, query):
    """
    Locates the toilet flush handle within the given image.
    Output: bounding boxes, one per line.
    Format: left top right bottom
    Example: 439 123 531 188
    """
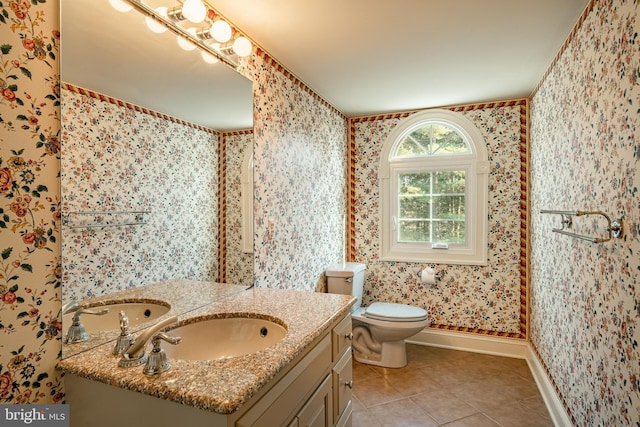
344 277 352 283
345 332 353 341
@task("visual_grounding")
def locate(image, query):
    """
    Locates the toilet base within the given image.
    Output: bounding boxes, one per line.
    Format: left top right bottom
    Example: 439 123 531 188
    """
353 339 407 368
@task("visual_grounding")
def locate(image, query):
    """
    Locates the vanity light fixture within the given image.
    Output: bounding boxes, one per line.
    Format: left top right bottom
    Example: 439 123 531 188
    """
167 0 207 23
210 19 232 43
200 50 219 64
177 28 198 51
232 36 252 58
145 7 168 33
109 0 133 13
121 0 254 69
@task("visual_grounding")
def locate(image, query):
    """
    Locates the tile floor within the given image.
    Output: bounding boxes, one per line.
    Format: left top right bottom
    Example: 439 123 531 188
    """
351 344 553 427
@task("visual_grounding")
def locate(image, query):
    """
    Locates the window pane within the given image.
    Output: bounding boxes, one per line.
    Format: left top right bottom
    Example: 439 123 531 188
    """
434 220 465 243
432 171 465 193
395 124 469 157
433 195 465 220
399 195 430 218
399 220 430 242
398 171 466 244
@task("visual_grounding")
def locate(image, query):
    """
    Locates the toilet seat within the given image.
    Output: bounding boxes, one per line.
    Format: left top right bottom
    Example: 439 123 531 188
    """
363 302 427 322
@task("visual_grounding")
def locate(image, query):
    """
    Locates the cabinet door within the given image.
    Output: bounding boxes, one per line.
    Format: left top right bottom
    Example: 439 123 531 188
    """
297 374 332 427
332 350 352 425
332 315 352 362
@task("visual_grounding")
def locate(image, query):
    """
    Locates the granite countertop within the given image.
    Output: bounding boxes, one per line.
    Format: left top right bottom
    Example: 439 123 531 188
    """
62 280 248 357
57 285 356 415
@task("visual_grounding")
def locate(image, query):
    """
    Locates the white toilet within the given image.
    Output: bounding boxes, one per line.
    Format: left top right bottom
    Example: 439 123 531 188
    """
326 262 429 368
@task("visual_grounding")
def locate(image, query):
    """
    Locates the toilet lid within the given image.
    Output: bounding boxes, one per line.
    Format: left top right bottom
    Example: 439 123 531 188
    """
364 302 428 322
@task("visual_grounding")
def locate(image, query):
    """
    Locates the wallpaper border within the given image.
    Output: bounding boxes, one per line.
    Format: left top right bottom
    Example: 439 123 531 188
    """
347 98 529 339
217 129 253 284
61 82 218 134
255 48 346 119
530 0 595 98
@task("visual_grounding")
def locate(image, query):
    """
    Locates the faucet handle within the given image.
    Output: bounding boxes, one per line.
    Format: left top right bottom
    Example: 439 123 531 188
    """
61 300 79 315
119 316 178 368
143 332 182 375
113 311 135 356
64 307 110 344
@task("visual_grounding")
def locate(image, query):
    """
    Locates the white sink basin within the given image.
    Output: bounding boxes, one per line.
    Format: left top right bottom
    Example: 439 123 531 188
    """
63 300 171 335
164 316 287 360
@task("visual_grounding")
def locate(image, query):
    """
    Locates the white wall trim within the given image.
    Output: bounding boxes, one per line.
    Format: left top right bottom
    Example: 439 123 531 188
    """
525 346 573 427
406 328 572 426
406 327 528 358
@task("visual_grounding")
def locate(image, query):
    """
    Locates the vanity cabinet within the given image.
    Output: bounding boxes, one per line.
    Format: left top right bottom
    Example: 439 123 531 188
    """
237 314 352 427
64 313 353 427
331 315 353 425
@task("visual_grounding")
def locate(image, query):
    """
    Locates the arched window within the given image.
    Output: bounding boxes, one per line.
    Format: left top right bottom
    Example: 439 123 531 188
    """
379 109 489 265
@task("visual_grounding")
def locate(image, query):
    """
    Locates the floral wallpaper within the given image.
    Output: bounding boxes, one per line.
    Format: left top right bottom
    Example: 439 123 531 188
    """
0 0 347 405
530 0 640 425
6 2 637 426
220 130 253 287
349 102 527 336
0 0 64 403
60 85 219 304
244 50 348 292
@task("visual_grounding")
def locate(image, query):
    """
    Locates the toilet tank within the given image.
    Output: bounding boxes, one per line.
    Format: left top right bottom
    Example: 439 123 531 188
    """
325 262 366 310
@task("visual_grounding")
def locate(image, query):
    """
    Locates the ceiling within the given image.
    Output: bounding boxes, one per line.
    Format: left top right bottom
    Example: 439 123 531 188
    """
61 0 254 131
213 0 589 116
62 0 590 129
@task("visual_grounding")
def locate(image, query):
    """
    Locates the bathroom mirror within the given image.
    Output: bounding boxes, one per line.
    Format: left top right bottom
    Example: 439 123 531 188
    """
60 0 253 357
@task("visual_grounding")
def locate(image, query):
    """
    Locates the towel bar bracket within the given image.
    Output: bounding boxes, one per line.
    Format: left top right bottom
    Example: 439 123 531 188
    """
540 209 623 244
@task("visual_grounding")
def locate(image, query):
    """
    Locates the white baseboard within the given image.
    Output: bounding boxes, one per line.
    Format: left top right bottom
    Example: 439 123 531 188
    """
525 346 573 427
406 327 529 358
406 328 572 427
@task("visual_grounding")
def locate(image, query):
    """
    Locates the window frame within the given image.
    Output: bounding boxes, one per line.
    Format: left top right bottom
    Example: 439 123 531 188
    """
379 109 489 265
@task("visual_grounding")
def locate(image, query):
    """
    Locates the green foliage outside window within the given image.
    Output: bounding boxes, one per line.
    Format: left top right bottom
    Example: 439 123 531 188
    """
398 170 466 243
395 124 468 157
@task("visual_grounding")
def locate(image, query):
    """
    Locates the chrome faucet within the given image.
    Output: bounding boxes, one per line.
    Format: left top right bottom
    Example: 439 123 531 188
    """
118 316 179 369
64 307 110 344
143 331 182 375
61 300 78 316
113 311 135 356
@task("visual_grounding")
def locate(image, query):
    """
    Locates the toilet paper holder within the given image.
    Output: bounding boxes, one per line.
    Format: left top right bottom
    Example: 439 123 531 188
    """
416 268 442 281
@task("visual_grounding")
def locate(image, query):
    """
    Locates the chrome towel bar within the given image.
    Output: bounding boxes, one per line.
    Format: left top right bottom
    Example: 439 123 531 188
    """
62 210 150 229
540 210 623 243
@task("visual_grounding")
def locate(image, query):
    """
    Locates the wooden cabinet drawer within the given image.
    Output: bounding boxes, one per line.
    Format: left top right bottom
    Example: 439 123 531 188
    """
331 314 352 362
296 374 332 427
332 350 352 424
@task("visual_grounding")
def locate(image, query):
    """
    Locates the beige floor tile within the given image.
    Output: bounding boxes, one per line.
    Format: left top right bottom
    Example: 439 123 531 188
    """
482 401 554 427
441 413 502 426
377 366 444 398
366 398 439 427
351 344 553 426
351 394 366 412
410 389 480 424
352 375 404 408
352 360 381 383
352 408 383 427
449 372 541 410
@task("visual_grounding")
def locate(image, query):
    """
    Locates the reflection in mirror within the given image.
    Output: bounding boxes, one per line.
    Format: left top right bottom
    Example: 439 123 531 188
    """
241 149 254 254
60 0 253 357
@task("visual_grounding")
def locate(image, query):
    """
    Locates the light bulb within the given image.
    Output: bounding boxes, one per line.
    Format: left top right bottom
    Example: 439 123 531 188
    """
201 50 219 64
109 0 132 12
181 0 206 23
232 36 252 57
210 20 232 43
177 28 197 51
145 7 168 33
